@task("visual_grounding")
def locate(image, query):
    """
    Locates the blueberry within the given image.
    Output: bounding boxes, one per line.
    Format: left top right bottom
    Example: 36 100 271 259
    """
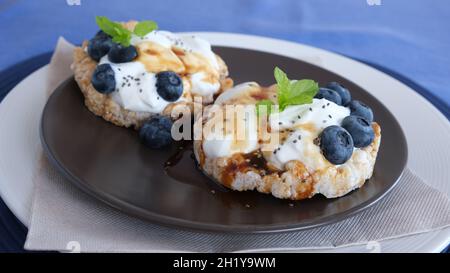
325 82 351 106
319 125 354 164
91 64 116 94
155 71 183 102
315 88 342 105
139 116 173 149
348 100 374 123
94 30 110 40
87 31 113 62
107 43 138 63
341 115 375 148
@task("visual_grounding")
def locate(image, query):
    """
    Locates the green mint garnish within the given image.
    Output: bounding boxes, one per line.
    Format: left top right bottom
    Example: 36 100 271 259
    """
95 16 158 47
95 16 132 46
133 20 158 37
274 67 319 111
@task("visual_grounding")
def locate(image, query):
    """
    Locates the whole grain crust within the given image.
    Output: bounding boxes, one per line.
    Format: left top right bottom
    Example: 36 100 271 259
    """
194 123 381 200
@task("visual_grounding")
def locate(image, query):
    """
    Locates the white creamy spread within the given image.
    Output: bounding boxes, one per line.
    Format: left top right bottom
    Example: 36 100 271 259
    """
202 105 259 158
131 31 219 69
269 99 349 131
214 82 260 105
203 82 262 158
203 82 353 171
189 71 220 96
266 99 350 170
103 30 221 113
100 56 174 113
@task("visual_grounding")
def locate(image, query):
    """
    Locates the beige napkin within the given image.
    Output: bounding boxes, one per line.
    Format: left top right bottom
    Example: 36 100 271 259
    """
24 38 450 252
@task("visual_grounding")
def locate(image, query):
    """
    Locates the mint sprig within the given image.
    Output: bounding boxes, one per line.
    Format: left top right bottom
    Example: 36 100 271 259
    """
274 67 318 111
95 16 158 47
134 20 158 37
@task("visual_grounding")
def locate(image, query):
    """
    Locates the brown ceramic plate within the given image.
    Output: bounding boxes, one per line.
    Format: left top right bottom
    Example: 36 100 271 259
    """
40 46 407 233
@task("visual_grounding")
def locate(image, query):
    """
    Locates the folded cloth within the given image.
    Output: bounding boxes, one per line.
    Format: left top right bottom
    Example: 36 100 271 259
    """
24 38 450 252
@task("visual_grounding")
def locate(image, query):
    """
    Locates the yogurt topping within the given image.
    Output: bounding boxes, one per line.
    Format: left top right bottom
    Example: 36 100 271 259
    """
202 82 263 158
190 71 220 96
214 82 261 105
100 56 175 113
269 98 349 132
202 105 259 158
131 31 219 69
265 99 350 170
202 82 352 171
102 30 222 113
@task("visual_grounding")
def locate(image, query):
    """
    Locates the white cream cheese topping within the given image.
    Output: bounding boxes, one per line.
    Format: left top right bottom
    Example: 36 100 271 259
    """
214 82 260 105
101 30 221 113
203 83 352 172
100 56 176 113
202 105 259 158
266 99 350 170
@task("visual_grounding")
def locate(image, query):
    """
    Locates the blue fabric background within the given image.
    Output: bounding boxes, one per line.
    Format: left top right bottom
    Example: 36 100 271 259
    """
0 0 449 252
1 0 449 109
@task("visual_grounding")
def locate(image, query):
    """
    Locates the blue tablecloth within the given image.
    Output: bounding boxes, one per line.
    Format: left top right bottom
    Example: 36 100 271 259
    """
0 0 449 252
1 0 449 109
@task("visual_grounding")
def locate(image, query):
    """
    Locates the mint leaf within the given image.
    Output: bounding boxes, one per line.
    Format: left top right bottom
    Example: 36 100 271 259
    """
111 29 132 47
274 67 318 111
256 100 274 117
96 16 133 46
274 67 291 111
283 79 318 106
274 67 290 103
95 16 158 47
133 20 158 37
274 67 290 88
95 16 125 38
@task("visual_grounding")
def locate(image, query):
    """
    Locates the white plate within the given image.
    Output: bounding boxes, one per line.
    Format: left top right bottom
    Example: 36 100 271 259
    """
0 33 449 252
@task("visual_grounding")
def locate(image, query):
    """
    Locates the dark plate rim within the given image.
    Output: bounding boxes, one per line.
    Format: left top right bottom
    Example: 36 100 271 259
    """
40 47 408 233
